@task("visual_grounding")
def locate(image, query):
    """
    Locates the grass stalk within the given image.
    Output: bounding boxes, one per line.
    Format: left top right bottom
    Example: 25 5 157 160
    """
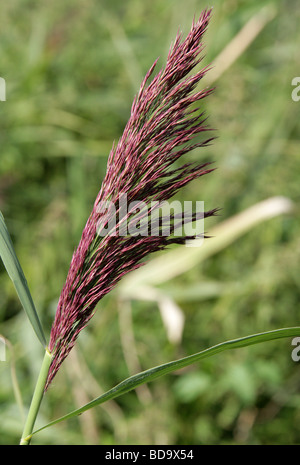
19 349 53 445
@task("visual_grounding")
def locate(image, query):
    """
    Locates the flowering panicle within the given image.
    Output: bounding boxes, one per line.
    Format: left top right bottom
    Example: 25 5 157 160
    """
46 8 217 389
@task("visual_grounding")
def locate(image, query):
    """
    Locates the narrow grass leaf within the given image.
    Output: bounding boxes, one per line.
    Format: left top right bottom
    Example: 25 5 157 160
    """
0 211 46 348
31 326 300 437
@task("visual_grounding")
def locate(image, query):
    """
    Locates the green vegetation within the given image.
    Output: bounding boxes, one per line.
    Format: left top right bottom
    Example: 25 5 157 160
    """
0 0 299 445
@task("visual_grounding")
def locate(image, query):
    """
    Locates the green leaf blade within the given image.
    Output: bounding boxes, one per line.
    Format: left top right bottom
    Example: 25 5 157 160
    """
32 326 300 437
0 211 46 348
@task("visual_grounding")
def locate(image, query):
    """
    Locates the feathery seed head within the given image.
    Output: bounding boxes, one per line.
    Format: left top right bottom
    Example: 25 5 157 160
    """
46 9 217 389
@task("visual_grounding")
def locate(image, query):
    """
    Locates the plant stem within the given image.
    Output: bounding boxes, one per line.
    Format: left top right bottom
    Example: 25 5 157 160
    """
19 348 53 445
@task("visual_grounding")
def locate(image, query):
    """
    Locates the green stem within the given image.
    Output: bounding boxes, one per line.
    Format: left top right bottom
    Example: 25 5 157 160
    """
19 348 53 445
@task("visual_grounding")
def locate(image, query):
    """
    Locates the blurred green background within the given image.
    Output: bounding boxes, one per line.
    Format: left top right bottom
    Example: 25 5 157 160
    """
0 0 299 445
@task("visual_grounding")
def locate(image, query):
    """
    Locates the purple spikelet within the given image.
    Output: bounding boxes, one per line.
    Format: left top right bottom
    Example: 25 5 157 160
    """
46 9 217 389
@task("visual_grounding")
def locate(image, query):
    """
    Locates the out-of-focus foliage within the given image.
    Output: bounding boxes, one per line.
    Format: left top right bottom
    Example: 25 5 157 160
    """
0 0 299 445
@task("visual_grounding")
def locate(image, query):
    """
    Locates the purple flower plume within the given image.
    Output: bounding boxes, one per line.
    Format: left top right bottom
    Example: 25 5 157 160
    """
46 9 217 389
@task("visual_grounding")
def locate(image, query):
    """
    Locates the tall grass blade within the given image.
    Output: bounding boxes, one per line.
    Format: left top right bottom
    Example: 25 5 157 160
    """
31 326 300 437
0 211 46 348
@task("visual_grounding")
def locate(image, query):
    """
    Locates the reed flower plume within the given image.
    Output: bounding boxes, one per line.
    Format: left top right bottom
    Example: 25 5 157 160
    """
46 8 217 389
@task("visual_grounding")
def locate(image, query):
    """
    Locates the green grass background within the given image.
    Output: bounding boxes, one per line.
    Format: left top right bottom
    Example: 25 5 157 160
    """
0 0 299 445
